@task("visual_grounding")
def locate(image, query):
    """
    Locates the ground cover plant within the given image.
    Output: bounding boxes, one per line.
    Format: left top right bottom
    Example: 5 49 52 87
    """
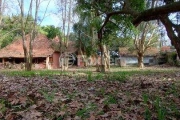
0 67 180 119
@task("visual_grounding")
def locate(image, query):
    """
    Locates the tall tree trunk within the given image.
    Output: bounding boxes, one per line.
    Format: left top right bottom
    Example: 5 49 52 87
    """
137 52 144 68
19 0 39 71
64 0 72 70
0 0 2 25
160 15 180 59
104 45 110 70
0 0 5 26
60 0 72 71
98 44 109 72
100 44 105 72
97 30 109 72
60 0 65 71
19 0 28 70
26 55 32 71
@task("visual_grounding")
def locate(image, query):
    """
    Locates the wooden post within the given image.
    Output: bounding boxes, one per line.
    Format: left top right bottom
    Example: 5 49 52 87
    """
2 58 5 67
46 56 51 69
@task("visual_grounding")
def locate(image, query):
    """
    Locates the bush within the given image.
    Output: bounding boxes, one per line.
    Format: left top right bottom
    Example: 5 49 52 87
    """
167 52 177 66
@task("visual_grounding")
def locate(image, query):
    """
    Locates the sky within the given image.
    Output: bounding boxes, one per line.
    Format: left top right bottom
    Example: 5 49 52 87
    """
3 0 77 34
3 0 64 27
24 0 60 27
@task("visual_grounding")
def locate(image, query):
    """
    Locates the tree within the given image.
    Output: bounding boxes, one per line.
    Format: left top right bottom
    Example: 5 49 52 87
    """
17 0 50 71
75 0 122 72
0 1 21 48
55 0 75 71
133 21 159 68
0 0 5 26
41 25 61 39
0 0 7 36
0 15 34 48
73 21 98 67
88 0 180 59
73 1 103 68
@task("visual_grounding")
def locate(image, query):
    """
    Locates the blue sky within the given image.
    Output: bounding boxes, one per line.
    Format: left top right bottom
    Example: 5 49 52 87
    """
24 0 59 26
3 0 76 34
4 0 60 26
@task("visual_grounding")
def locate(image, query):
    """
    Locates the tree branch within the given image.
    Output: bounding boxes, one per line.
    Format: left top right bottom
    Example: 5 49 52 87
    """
98 1 180 33
98 10 137 33
133 1 180 26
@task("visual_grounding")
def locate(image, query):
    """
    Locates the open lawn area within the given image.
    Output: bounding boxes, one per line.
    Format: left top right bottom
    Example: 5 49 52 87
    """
0 66 180 119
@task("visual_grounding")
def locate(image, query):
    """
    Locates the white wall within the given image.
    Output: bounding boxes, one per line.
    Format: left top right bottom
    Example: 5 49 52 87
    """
120 56 155 65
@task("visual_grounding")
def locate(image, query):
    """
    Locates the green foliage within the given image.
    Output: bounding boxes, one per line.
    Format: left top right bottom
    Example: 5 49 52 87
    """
76 103 97 118
94 73 104 80
104 94 118 105
2 70 67 77
0 33 15 48
57 116 63 120
0 16 19 48
166 83 179 97
142 92 180 120
40 88 55 102
130 0 146 12
90 17 102 30
96 88 106 97
105 72 129 82
0 15 37 48
87 71 93 82
73 21 98 57
154 97 166 120
159 52 178 66
142 94 151 120
142 94 166 120
41 25 62 39
0 99 7 114
167 52 177 66
67 91 77 100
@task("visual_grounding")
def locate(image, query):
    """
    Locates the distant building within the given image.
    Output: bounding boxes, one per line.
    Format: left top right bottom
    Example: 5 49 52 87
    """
118 47 159 66
0 34 77 69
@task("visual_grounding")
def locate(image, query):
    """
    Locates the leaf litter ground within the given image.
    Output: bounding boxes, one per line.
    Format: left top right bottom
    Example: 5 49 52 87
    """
0 67 180 120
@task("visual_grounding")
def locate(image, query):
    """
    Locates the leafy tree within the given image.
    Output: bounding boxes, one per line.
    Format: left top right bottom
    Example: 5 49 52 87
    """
75 0 180 70
133 21 159 68
73 2 100 68
87 0 180 59
0 15 34 48
41 25 61 39
0 0 5 26
75 0 139 72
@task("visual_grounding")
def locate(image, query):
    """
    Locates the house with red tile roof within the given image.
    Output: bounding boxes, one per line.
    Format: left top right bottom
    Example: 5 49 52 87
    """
0 34 77 69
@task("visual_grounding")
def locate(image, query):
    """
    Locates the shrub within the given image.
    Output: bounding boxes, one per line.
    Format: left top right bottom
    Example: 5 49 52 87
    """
167 52 177 66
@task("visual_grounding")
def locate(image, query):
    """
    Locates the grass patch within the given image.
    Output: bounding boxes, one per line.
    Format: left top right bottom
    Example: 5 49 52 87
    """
76 103 97 118
39 88 56 102
142 92 180 120
104 94 118 105
105 72 129 82
1 70 68 77
1 67 179 80
0 99 7 114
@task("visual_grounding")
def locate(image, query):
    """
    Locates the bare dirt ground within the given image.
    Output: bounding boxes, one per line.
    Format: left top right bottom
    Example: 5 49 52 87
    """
0 66 180 120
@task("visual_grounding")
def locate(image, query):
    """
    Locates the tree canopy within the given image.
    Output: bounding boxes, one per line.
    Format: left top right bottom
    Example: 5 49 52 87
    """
41 25 62 39
75 0 180 59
